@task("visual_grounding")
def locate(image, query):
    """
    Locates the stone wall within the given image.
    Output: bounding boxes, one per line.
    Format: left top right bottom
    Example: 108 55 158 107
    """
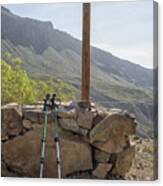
1 101 137 179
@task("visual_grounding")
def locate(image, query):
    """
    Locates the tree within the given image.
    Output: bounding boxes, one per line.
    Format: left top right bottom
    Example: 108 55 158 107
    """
1 54 76 105
1 58 36 104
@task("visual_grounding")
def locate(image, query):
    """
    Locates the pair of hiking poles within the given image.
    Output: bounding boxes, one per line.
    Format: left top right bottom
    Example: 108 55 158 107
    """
39 94 61 178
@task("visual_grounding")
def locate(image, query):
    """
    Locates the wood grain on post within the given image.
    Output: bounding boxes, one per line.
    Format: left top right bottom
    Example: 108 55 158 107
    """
81 3 90 103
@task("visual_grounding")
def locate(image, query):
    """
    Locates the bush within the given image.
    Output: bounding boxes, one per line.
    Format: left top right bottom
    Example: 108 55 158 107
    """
1 55 75 104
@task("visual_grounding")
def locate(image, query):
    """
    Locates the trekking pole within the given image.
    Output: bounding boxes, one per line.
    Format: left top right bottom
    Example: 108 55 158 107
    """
39 94 50 178
51 94 62 178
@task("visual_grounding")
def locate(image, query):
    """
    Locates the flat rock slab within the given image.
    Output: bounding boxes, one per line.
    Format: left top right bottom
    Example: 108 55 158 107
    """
90 113 136 153
59 119 88 136
1 107 22 137
92 163 112 178
2 127 93 178
23 109 76 124
109 108 123 113
58 110 77 119
23 109 52 124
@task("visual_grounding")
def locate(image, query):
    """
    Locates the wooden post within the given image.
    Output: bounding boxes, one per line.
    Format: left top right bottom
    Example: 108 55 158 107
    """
81 3 90 103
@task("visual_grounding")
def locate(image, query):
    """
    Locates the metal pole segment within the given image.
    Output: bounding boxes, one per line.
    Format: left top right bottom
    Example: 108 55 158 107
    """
81 3 91 102
53 107 62 179
39 96 49 178
39 94 62 178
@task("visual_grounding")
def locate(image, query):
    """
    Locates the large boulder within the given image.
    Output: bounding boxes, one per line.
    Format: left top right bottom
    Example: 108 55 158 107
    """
89 113 136 153
2 127 93 178
1 106 22 137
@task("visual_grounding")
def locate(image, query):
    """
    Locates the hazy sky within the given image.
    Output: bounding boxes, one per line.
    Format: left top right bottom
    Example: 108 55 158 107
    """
4 0 153 68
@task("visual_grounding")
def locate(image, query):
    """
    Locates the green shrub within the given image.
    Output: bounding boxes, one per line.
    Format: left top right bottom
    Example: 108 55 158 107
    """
1 55 75 104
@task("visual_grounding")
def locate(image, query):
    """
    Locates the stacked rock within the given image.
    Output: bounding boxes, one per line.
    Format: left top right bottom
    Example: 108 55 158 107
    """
1 101 137 179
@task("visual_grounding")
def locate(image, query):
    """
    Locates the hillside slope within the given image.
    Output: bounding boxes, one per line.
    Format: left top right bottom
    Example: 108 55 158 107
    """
1 6 154 137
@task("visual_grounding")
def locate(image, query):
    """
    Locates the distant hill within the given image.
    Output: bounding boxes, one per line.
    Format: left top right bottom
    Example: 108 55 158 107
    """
1 6 154 137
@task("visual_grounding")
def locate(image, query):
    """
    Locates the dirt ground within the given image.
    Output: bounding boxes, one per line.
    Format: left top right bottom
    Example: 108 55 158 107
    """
125 137 158 181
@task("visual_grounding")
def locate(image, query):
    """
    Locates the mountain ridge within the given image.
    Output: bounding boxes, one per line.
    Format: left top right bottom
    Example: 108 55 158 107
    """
1 6 154 137
2 5 152 87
